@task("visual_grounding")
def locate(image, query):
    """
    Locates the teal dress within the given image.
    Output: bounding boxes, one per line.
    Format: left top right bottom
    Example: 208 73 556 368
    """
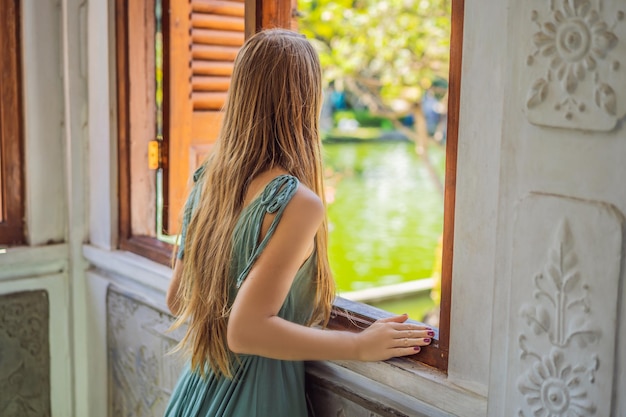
165 170 317 417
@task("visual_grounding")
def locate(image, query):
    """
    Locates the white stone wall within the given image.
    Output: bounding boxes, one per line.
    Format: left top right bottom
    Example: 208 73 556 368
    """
487 0 626 415
2 0 624 415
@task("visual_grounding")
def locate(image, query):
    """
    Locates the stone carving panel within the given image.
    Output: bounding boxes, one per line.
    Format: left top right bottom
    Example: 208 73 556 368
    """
524 0 626 131
504 194 623 416
0 290 50 417
107 287 185 417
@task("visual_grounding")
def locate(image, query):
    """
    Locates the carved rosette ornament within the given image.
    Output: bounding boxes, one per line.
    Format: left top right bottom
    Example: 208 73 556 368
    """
517 348 598 417
525 0 626 130
517 220 601 417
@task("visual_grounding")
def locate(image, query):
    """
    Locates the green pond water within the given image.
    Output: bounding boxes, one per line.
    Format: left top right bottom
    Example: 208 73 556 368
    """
323 140 444 320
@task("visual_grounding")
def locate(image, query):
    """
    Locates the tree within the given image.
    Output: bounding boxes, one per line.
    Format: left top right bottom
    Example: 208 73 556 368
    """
298 0 451 193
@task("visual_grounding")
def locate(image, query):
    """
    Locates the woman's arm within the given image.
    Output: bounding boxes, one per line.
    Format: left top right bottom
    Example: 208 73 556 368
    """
227 185 432 362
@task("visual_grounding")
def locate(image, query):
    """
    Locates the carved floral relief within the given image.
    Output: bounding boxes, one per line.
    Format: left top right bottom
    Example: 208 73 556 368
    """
525 0 625 130
0 291 50 417
517 220 600 416
506 195 623 416
107 288 184 417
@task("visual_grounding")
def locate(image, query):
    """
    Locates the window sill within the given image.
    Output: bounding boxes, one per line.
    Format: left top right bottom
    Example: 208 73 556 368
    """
84 246 486 416
326 299 486 416
82 244 172 294
306 360 453 417
329 297 446 369
316 359 487 417
317 359 487 417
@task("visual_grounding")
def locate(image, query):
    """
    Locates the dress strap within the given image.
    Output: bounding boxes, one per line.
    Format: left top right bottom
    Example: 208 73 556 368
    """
236 175 299 288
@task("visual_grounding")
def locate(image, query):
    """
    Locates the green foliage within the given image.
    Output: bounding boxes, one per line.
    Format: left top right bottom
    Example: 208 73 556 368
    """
334 109 390 128
299 0 451 106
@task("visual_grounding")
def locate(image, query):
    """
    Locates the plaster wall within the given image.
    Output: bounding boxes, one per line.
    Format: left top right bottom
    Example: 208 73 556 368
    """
21 0 66 245
3 0 625 415
486 0 626 415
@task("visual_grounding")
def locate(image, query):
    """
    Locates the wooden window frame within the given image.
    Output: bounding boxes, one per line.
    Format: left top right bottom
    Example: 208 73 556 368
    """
327 0 463 372
116 0 171 264
0 0 25 246
116 0 462 372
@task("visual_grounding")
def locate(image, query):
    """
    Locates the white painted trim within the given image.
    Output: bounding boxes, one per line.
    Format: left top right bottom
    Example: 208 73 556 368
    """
0 244 68 280
21 0 67 245
84 271 110 417
0 274 73 417
83 244 172 294
87 0 118 250
60 1 90 415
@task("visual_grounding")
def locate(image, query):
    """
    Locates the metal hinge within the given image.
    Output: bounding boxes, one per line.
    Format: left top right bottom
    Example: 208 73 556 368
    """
148 140 160 170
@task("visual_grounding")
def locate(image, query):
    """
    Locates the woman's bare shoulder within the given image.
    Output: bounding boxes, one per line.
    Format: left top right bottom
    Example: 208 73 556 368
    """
283 182 325 228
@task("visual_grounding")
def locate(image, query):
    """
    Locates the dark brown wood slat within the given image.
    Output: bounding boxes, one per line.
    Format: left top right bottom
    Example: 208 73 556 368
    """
192 91 228 110
0 0 25 245
192 28 244 46
191 44 239 61
191 12 245 31
192 75 230 92
192 60 233 76
191 0 244 17
116 0 131 245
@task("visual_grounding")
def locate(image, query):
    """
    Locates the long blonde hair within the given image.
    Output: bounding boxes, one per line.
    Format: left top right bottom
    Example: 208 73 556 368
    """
171 29 335 378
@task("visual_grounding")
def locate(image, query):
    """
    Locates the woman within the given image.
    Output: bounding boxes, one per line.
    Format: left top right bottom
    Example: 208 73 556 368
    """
164 29 433 417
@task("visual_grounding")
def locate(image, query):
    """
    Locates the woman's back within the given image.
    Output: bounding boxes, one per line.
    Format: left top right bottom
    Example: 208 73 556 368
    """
165 173 316 417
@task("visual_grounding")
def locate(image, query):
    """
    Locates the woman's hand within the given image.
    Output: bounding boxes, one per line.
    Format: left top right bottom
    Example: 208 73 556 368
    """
353 314 434 361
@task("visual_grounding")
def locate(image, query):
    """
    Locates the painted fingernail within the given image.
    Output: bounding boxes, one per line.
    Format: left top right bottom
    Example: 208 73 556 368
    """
423 338 431 343
414 346 421 352
427 331 435 337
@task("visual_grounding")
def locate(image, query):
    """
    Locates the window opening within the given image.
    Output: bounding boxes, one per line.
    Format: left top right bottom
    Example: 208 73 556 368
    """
298 0 451 328
117 0 458 370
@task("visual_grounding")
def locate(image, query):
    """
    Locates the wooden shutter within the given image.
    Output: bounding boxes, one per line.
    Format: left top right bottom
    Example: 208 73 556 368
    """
164 0 296 234
164 0 245 234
